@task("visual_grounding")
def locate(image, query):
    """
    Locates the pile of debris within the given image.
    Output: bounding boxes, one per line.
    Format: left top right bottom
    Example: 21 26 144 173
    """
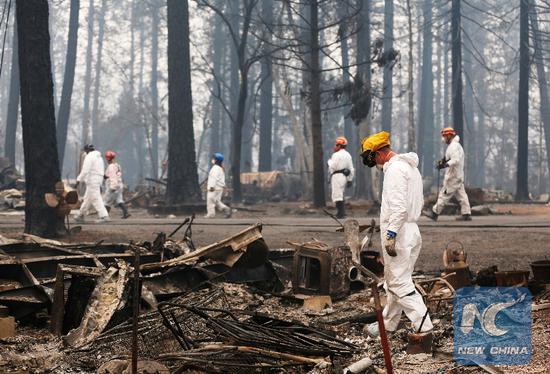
0 157 24 211
1 219 550 373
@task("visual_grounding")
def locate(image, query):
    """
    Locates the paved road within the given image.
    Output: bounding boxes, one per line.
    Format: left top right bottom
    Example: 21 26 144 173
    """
1 211 548 273
1 211 549 228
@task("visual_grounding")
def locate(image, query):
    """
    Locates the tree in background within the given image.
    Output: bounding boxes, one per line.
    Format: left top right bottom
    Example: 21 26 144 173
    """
16 0 64 236
516 0 529 200
451 0 464 140
258 0 273 172
56 0 80 168
380 0 394 133
417 0 434 178
166 0 201 204
4 18 19 164
81 0 94 145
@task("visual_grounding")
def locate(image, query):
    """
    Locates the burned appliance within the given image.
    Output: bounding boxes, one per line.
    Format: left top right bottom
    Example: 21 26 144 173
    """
291 241 352 300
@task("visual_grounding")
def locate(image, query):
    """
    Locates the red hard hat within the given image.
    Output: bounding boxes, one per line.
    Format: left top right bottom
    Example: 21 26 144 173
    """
105 150 116 160
335 136 348 146
441 127 456 136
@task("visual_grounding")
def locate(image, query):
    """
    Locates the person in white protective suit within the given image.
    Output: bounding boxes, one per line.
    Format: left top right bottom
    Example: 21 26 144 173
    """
359 131 433 338
75 144 110 223
103 150 131 219
205 153 231 218
427 127 471 221
327 136 355 218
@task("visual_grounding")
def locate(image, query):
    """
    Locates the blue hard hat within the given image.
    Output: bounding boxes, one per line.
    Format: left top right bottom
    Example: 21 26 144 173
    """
214 153 224 162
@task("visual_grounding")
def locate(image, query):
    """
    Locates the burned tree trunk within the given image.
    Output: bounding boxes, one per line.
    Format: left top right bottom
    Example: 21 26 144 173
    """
150 1 160 179
258 0 273 172
309 0 325 207
355 0 373 200
451 0 463 140
405 0 415 152
91 0 105 144
56 0 80 168
209 0 225 158
166 0 201 204
380 0 393 133
516 0 529 201
418 0 434 178
81 0 94 145
338 3 355 157
4 18 19 164
16 0 64 236
530 3 550 195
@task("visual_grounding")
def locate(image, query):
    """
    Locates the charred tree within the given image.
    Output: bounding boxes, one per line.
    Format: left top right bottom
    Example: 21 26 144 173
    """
209 0 225 158
405 0 415 152
530 2 550 193
16 0 64 236
338 2 355 157
81 0 94 144
418 0 434 178
166 0 201 204
355 0 373 200
150 1 160 179
380 0 393 132
4 18 19 164
451 0 463 140
309 0 325 207
258 0 273 171
91 0 105 144
516 0 529 200
56 0 80 168
228 1 240 169
203 0 259 202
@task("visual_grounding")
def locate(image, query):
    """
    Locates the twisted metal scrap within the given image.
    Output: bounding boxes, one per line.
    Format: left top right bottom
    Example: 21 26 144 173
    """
158 303 359 357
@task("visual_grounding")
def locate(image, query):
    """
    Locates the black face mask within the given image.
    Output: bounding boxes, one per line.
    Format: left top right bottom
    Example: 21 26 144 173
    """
361 151 377 168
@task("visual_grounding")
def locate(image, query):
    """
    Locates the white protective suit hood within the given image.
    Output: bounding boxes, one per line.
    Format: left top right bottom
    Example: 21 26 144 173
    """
385 152 419 170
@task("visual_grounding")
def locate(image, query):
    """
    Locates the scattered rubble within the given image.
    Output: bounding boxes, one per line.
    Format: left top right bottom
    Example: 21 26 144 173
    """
0 220 549 373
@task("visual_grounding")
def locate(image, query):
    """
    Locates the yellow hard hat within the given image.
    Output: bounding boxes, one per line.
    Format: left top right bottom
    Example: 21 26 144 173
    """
361 131 391 154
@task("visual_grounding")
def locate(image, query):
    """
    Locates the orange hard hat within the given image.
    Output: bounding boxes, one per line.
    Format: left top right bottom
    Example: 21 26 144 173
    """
105 150 117 160
335 136 348 146
441 127 456 136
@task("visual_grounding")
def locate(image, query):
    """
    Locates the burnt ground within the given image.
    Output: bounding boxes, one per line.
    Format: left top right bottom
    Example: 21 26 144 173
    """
0 202 549 373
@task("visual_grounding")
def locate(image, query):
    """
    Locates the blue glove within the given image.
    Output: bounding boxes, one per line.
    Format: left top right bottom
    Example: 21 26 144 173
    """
385 230 397 257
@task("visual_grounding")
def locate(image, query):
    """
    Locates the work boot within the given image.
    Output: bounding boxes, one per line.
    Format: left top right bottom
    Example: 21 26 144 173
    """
224 207 232 219
365 322 395 339
119 203 131 219
336 201 346 219
423 209 438 221
456 214 472 221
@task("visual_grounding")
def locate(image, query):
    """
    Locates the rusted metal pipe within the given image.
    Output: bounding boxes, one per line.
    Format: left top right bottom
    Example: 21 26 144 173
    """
370 281 393 374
